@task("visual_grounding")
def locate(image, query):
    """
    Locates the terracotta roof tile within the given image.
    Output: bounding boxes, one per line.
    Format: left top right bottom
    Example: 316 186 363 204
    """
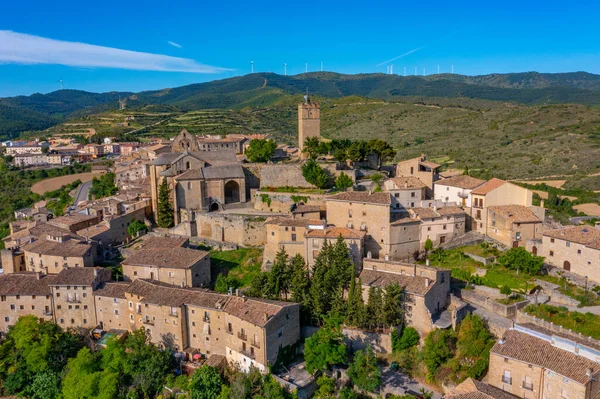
385 177 426 190
436 175 486 190
491 329 599 385
22 237 93 258
488 205 542 223
544 225 600 246
327 191 392 205
0 273 56 296
94 282 130 299
123 247 209 269
51 267 111 286
448 379 520 399
470 178 506 195
359 269 434 296
265 217 323 227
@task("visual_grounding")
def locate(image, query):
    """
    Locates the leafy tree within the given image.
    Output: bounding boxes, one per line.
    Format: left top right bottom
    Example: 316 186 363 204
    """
347 346 381 393
214 273 241 293
335 172 353 190
498 247 545 275
370 172 384 189
157 178 174 228
268 248 290 299
246 139 277 162
304 314 347 374
338 387 358 399
127 219 147 238
289 254 310 304
368 139 396 169
309 240 335 319
190 366 223 399
382 283 404 327
345 277 365 327
89 172 118 199
303 137 322 160
454 314 495 380
246 272 270 298
423 329 456 380
30 370 62 399
301 159 329 188
333 148 348 164
314 375 336 399
424 238 434 254
392 327 420 353
346 141 369 164
331 235 355 291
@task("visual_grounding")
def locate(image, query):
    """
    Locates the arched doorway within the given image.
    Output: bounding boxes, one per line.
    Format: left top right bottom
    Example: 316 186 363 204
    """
224 180 240 204
563 261 571 271
532 246 538 255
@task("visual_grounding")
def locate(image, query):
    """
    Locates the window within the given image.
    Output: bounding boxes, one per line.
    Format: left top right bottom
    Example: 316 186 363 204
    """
551 238 555 243
394 193 399 198
577 249 582 255
271 232 275 236
348 210 353 218
114 310 119 315
566 241 571 247
134 271 138 276
57 305 61 310
83 319 87 324
285 226 289 231
523 376 533 390
16 295 19 300
10 304 15 310
291 234 297 242
516 232 521 241
502 370 512 385
113 298 118 303
362 211 367 216
4 317 9 322
291 227 296 232
443 224 447 230
31 305 35 310
550 251 554 256
411 192 416 197
169 272 175 278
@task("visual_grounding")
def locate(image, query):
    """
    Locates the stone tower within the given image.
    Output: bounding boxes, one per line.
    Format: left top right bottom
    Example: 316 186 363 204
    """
298 98 320 159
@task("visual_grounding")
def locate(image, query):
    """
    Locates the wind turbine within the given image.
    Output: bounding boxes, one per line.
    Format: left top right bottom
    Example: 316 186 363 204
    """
320 61 323 72
414 66 417 76
284 63 287 76
423 67 426 76
390 65 393 75
251 59 254 74
452 65 454 74
305 62 308 73
57 78 63 90
438 65 440 74
404 67 407 77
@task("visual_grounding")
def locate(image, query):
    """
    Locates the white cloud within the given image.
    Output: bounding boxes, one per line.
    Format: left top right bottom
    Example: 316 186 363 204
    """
167 41 182 49
0 31 230 73
377 47 427 66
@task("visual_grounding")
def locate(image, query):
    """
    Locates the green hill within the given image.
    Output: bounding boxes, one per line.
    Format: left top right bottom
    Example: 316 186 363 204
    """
3 71 600 139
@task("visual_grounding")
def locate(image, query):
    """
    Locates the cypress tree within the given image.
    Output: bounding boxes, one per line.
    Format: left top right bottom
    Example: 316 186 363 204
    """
310 240 334 320
331 235 354 292
268 248 288 299
366 287 383 330
157 178 174 228
382 283 404 328
289 254 310 305
346 277 365 327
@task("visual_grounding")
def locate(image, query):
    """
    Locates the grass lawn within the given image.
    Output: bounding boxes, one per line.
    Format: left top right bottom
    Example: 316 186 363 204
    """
461 244 500 258
523 304 600 340
210 247 263 287
261 186 326 194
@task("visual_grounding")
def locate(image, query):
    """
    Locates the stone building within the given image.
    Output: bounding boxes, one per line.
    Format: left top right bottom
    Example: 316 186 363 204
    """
115 161 149 187
49 214 100 233
298 99 320 159
486 205 544 249
50 267 111 329
395 155 440 198
358 259 451 335
448 378 519 399
470 178 533 233
22 234 96 274
541 225 600 282
263 218 325 268
305 227 366 272
489 324 600 399
408 206 466 248
0 273 56 331
97 279 300 372
382 176 427 210
121 246 211 288
434 175 486 208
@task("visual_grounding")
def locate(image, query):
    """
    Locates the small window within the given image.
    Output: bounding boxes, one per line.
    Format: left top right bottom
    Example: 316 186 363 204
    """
411 192 416 197
577 249 582 255
550 251 554 256
550 238 555 243
566 241 571 247
291 234 297 242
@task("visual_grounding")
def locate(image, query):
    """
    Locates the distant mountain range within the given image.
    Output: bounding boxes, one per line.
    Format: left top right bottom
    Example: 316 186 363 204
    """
2 71 600 139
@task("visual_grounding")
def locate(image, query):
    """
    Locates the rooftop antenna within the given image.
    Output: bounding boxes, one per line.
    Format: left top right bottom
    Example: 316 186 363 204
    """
305 62 308 73
57 78 63 90
404 67 407 77
251 59 254 74
284 63 287 76
320 61 323 72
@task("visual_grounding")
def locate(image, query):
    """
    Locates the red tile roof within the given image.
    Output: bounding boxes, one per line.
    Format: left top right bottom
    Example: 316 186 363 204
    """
470 178 506 195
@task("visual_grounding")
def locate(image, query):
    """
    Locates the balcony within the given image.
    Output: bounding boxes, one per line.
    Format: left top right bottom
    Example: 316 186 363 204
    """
502 376 512 385
240 348 255 359
237 332 247 341
169 312 178 317
522 382 533 391
250 340 261 349
226 329 233 335
143 319 155 326
66 298 81 304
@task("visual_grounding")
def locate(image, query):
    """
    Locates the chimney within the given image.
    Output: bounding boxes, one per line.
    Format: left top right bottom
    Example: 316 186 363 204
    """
366 251 372 259
235 288 240 297
425 278 430 287
384 255 389 261
404 182 408 189
426 259 430 267
264 313 269 322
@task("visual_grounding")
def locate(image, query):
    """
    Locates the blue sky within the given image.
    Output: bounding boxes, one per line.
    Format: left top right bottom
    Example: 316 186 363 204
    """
1 0 599 97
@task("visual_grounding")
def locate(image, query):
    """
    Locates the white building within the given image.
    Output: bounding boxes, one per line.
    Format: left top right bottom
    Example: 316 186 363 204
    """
434 175 486 208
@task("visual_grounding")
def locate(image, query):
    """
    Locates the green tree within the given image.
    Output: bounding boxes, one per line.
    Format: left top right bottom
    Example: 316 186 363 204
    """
370 172 384 191
382 283 404 328
157 178 174 228
335 172 353 190
289 254 310 305
214 273 241 293
498 247 545 275
331 235 354 292
368 139 396 169
346 141 369 165
127 219 148 238
500 285 512 297
246 139 277 162
455 314 495 380
314 375 336 399
301 159 329 188
268 247 290 299
392 327 420 353
345 277 365 327
30 370 62 399
333 148 348 164
89 172 118 199
365 287 383 330
424 238 434 255
303 137 322 160
309 240 335 319
304 315 347 374
190 366 223 399
423 329 456 380
347 346 381 393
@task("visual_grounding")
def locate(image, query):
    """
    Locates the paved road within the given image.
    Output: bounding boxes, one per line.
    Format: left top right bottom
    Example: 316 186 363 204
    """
73 181 92 206
380 366 442 399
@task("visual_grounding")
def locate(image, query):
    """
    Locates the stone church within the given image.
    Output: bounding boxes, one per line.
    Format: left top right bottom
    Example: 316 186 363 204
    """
150 130 246 224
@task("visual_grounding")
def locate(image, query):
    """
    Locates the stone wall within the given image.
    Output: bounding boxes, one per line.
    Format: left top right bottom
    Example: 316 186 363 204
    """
254 191 326 213
464 252 496 266
516 310 600 346
450 295 469 330
245 163 338 189
342 328 393 354
194 212 266 246
534 279 581 307
457 287 530 319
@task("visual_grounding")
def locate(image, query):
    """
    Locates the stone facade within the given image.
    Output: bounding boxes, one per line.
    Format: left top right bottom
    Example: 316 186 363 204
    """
395 155 440 198
486 205 544 249
0 273 55 331
22 234 96 274
194 212 267 246
383 177 426 210
298 101 320 158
